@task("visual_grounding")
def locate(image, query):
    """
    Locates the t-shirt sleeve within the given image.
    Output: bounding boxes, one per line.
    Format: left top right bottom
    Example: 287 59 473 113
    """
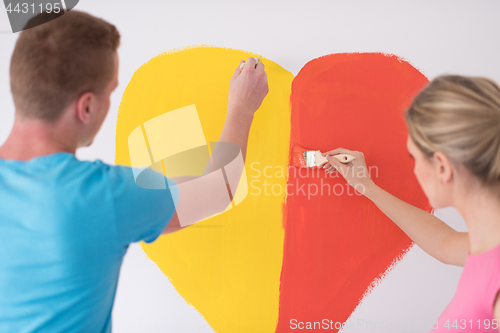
486 256 500 312
107 164 177 245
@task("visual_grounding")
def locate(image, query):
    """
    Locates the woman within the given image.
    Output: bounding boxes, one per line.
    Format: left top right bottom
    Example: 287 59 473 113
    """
323 75 500 331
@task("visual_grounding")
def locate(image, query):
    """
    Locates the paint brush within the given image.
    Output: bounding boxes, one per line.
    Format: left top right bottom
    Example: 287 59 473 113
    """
240 57 260 70
290 144 355 168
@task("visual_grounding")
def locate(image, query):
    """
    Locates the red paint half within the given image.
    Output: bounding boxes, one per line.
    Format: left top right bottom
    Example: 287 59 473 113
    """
277 53 431 332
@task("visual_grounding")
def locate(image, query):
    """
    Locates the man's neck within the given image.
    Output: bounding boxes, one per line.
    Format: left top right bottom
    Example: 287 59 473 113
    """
0 115 77 161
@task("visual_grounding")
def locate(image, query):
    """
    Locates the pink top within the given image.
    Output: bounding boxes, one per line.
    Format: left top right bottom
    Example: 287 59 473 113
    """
433 243 500 332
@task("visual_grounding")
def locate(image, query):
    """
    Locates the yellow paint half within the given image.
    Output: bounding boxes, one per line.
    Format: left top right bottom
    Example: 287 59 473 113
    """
115 46 293 332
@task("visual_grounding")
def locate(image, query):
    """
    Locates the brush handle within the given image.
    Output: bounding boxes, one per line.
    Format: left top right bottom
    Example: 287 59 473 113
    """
315 151 356 166
332 154 356 164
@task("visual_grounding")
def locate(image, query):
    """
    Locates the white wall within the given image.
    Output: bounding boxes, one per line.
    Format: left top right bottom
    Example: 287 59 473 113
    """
1 1 498 332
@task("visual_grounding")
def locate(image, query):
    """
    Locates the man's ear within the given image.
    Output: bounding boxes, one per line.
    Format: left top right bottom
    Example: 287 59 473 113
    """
75 92 96 125
433 151 454 184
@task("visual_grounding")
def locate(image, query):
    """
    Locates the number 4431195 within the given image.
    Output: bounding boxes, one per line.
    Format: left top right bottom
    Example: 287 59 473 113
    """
6 2 63 14
443 319 498 330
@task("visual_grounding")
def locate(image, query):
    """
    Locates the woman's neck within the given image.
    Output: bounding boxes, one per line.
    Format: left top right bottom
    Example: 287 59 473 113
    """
455 183 500 255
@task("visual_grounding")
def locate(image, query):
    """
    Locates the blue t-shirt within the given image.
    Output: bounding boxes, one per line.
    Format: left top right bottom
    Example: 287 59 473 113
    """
0 152 176 333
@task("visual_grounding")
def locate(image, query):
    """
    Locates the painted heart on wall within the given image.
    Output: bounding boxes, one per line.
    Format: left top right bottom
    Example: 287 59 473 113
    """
115 47 431 333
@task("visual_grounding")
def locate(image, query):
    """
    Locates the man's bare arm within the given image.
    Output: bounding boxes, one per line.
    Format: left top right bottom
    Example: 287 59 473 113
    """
162 58 268 235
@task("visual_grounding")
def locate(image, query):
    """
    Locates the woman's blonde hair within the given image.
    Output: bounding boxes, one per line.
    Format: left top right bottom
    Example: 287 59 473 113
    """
406 75 500 186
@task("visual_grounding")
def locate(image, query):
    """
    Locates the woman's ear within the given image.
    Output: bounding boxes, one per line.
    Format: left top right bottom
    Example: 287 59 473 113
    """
75 92 96 125
433 151 454 184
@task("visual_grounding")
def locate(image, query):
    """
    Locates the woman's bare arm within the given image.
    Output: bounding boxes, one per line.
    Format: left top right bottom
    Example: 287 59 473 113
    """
323 148 469 266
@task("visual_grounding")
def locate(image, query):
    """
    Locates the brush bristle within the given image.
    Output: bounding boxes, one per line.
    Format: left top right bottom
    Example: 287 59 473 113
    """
290 144 309 168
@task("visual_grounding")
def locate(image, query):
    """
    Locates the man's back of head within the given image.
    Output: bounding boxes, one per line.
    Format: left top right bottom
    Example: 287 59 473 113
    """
0 10 121 161
10 10 120 122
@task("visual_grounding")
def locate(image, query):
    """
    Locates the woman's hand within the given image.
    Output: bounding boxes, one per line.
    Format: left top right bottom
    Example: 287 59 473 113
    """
322 148 375 197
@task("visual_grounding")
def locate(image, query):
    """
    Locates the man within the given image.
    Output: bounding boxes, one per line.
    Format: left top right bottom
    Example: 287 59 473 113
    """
0 10 268 332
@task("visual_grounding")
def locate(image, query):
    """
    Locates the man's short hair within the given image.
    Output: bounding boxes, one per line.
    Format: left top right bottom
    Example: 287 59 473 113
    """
10 10 120 121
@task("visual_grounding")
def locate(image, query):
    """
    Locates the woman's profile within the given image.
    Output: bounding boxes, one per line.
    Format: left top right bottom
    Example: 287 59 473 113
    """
324 75 500 331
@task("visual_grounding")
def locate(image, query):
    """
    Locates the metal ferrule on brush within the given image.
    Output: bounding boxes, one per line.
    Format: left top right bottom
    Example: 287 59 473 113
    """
303 151 316 168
